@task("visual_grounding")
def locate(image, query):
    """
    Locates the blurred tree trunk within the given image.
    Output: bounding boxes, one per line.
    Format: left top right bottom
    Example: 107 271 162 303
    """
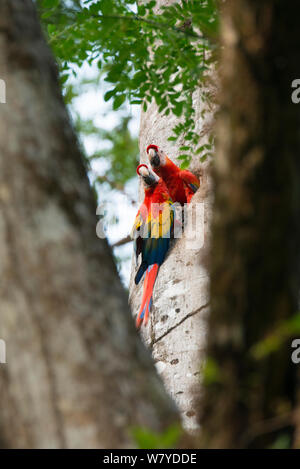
129 0 216 433
0 0 178 449
200 0 300 449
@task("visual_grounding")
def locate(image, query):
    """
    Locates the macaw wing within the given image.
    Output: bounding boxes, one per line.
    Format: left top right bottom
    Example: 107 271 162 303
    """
131 210 142 241
131 208 148 259
134 201 174 284
142 201 174 265
180 170 200 194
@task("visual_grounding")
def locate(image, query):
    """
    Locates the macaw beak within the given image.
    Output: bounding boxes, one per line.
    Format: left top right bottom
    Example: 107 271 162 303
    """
144 173 157 185
148 148 160 168
137 164 158 186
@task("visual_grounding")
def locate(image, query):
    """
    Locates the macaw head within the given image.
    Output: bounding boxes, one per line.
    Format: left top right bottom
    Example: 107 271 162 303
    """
136 163 159 188
146 144 167 170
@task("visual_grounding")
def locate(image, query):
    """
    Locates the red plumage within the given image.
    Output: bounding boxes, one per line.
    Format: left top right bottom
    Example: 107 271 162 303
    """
132 165 174 327
136 264 158 328
147 145 200 205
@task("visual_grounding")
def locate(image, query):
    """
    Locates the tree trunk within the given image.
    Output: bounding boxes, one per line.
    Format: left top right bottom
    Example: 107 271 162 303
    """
129 0 216 433
200 0 300 449
0 0 178 449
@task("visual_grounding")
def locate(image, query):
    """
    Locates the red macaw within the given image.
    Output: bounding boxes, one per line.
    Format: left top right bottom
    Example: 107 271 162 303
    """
132 164 174 328
147 144 200 205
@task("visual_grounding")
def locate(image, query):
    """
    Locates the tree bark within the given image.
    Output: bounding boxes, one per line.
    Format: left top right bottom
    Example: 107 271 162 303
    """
200 0 300 449
0 0 178 449
129 0 216 433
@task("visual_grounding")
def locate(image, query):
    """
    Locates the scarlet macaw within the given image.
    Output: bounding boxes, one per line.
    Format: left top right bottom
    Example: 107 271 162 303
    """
147 144 200 205
132 164 174 327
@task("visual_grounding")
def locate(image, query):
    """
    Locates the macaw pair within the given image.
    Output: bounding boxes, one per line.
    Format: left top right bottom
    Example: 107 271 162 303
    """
132 145 200 328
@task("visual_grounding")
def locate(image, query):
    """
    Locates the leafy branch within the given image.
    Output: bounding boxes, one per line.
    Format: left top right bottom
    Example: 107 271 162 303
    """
49 12 205 42
39 0 219 167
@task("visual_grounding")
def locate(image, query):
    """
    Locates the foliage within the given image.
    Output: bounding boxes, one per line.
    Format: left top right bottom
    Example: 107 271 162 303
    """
268 433 291 449
74 107 139 189
47 55 139 192
87 116 139 189
131 424 182 449
202 356 222 385
38 0 219 168
251 313 300 360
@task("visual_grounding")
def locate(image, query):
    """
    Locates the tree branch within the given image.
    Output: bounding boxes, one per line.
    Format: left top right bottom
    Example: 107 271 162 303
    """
94 14 204 40
150 302 210 347
111 235 132 248
49 13 205 44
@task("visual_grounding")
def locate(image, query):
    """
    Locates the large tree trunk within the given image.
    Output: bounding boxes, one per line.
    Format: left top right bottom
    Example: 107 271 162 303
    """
0 0 178 449
200 0 300 449
129 0 216 433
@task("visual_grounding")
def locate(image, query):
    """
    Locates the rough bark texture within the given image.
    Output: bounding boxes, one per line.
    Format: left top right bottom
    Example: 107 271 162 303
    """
129 0 215 433
200 0 300 449
0 0 178 449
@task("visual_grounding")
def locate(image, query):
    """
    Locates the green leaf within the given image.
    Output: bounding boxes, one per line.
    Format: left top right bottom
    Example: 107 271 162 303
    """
251 313 300 360
131 424 182 449
60 74 69 85
41 11 55 19
179 146 190 151
104 89 117 102
145 1 156 10
138 5 146 16
172 101 184 117
47 24 56 35
180 159 191 169
113 94 126 110
178 154 189 160
269 434 291 449
101 0 112 15
132 71 146 86
42 0 59 8
202 357 222 385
